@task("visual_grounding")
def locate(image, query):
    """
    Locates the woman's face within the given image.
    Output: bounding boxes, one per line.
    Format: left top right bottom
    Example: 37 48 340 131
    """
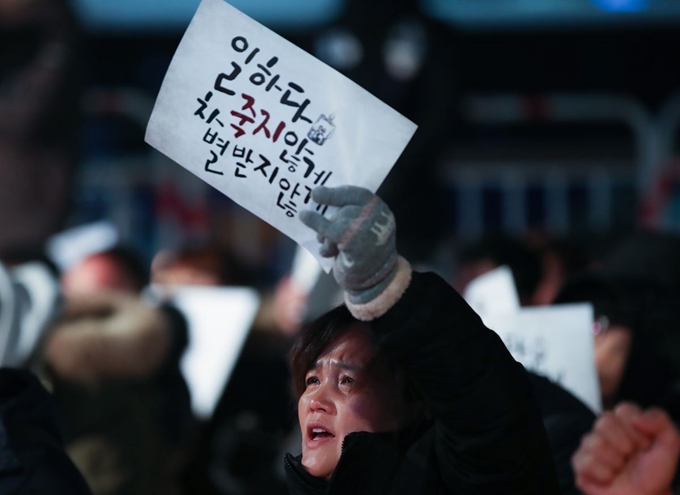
297 325 402 479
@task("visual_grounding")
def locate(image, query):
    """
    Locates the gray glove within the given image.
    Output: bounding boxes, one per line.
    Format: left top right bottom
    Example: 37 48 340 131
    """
299 186 398 305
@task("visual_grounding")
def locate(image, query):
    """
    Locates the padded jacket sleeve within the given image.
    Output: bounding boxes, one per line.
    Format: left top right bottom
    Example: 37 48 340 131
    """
370 272 560 495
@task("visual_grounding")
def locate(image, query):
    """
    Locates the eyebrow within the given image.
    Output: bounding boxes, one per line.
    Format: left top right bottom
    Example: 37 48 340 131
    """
309 359 363 373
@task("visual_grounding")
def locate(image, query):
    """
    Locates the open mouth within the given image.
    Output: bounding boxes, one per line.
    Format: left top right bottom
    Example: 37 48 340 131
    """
308 426 335 442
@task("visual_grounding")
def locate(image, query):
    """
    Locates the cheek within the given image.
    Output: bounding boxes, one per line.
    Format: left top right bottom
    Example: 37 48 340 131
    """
342 393 396 432
297 395 309 421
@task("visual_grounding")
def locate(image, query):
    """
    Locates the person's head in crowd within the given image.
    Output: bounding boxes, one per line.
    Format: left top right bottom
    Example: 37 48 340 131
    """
61 246 148 296
529 236 589 306
288 304 421 479
555 232 680 415
151 243 246 287
453 235 542 306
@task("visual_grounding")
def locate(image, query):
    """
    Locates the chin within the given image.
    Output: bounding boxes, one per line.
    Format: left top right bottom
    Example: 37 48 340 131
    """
302 455 334 480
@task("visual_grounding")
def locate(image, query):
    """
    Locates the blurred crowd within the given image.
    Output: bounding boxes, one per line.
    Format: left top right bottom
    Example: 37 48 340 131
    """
7 229 680 494
3 0 680 494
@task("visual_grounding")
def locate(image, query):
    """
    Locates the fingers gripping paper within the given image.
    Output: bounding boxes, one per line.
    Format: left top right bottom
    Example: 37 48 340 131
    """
145 0 417 271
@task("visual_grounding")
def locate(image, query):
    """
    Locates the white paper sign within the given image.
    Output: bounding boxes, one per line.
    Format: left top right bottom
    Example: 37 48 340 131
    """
145 0 417 271
483 304 602 414
464 265 520 317
164 286 260 419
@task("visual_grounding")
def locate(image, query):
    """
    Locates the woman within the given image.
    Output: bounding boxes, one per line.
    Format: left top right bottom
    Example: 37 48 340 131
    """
284 185 559 494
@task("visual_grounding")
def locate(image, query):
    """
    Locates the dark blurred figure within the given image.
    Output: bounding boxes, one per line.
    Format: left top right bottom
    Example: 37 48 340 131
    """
556 232 680 418
0 0 81 253
186 332 292 495
155 245 293 495
451 235 597 493
453 234 543 306
0 368 92 495
307 0 457 262
529 236 590 306
529 374 596 495
0 256 90 493
43 246 192 495
545 233 680 493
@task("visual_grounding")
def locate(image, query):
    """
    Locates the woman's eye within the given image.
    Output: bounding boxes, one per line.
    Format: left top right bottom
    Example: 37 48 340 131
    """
305 376 319 387
340 376 354 385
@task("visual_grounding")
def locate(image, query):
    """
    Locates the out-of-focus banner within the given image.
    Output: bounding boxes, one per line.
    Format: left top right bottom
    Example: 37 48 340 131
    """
145 0 417 271
483 304 602 414
464 265 520 316
464 266 601 414
72 0 341 31
159 285 260 419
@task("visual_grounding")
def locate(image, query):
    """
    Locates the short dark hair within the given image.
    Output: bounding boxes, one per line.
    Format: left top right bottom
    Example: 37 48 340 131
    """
99 246 149 292
459 235 541 303
288 305 427 425
288 304 363 400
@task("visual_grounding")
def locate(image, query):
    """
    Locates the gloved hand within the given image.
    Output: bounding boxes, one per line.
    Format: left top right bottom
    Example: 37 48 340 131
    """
300 186 409 315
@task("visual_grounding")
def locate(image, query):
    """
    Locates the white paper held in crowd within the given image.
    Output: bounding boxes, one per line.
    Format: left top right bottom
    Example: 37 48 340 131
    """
464 265 520 317
145 0 417 271
483 304 602 414
160 285 260 419
464 267 601 414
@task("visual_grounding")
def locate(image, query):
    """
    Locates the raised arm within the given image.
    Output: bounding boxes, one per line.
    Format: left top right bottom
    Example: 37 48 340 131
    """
300 186 559 494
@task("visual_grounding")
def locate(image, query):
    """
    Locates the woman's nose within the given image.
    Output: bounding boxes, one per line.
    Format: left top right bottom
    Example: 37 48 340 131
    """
309 384 335 414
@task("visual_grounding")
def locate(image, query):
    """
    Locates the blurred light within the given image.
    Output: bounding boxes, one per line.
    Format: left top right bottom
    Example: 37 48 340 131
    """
591 0 647 12
315 29 364 70
421 0 680 28
72 0 344 32
384 19 428 82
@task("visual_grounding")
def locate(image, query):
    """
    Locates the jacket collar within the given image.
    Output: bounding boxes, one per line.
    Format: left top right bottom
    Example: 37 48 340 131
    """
284 430 409 495
284 453 328 495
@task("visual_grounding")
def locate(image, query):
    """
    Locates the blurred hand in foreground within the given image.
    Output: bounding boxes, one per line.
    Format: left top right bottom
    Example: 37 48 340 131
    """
572 402 680 495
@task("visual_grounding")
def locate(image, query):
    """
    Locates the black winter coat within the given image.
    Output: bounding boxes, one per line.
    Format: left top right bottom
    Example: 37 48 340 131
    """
0 368 92 495
285 272 560 494
530 373 596 495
